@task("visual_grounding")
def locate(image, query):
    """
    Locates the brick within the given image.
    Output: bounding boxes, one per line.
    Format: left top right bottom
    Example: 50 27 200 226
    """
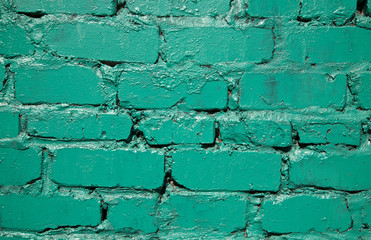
350 73 371 110
0 194 100 231
219 117 292 147
300 0 357 24
126 0 229 16
119 71 227 110
172 150 281 191
0 111 19 138
239 73 346 110
261 195 351 233
289 150 371 191
107 194 158 233
0 24 34 57
14 0 117 16
296 122 361 146
346 191 371 231
140 115 215 145
119 71 185 109
45 22 158 63
163 26 274 64
185 81 228 110
51 148 164 189
0 148 41 186
366 0 371 16
246 0 300 18
0 63 5 82
15 66 104 105
288 27 371 63
27 111 132 140
164 193 247 232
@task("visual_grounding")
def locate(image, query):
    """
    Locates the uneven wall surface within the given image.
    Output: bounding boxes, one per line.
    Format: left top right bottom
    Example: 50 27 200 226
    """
0 0 370 239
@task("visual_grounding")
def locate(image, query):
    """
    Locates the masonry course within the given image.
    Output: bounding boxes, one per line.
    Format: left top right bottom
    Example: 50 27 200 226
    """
0 0 370 239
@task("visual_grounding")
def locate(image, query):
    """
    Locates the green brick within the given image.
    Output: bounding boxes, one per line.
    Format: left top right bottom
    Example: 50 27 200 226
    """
185 81 228 110
15 66 104 105
0 148 41 186
14 0 117 16
261 195 351 233
126 0 229 16
289 150 371 191
246 0 300 18
219 117 292 147
366 0 371 16
163 26 273 64
0 111 19 138
172 150 281 191
27 111 132 140
288 27 371 63
119 71 185 109
45 22 158 63
119 71 227 110
351 73 371 110
139 115 215 145
163 192 247 232
296 122 361 146
0 24 34 57
239 73 346 110
107 194 158 233
300 0 357 24
0 63 5 82
0 194 100 231
51 148 164 189
346 191 371 231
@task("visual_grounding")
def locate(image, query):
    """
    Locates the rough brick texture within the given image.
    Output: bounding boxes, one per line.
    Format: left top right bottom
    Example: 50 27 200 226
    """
0 0 370 239
0 148 41 185
261 195 352 233
51 148 164 189
13 0 117 16
172 150 282 191
0 194 100 231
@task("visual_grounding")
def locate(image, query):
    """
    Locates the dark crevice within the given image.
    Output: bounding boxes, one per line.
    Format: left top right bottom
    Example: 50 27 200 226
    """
99 60 122 67
155 171 171 195
100 201 108 222
20 11 46 18
272 146 292 153
25 177 42 185
357 0 367 12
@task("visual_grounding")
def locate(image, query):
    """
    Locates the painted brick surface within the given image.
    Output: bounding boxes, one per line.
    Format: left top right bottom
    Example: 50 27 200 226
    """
27 111 132 140
261 195 352 233
0 0 370 239
52 148 164 189
289 150 371 191
139 114 215 145
162 192 247 232
0 24 34 57
172 150 282 191
13 0 117 16
239 73 347 109
0 148 41 185
107 194 158 233
288 27 371 63
126 0 230 16
0 111 19 138
300 0 357 24
219 115 292 147
15 66 104 105
0 194 100 231
295 121 361 145
163 26 274 64
45 22 159 63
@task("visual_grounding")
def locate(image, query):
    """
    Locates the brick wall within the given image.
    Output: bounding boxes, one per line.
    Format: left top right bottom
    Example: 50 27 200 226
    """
0 0 370 239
